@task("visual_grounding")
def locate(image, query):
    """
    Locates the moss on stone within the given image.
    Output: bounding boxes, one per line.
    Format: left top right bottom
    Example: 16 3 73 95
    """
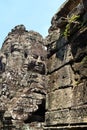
81 56 87 66
64 14 80 38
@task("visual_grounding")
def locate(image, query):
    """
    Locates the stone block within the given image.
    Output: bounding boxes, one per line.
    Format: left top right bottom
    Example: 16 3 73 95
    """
46 30 60 45
57 17 67 28
50 0 81 30
47 36 68 58
73 82 87 106
47 44 73 73
71 28 87 59
72 57 87 79
47 87 73 110
45 105 87 126
68 3 85 17
48 65 74 92
81 0 87 10
47 82 87 110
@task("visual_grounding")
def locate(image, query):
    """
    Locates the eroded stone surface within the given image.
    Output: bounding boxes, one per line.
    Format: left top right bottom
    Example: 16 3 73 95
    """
0 25 47 129
45 0 87 129
45 105 87 126
47 81 87 111
0 0 87 130
47 65 74 92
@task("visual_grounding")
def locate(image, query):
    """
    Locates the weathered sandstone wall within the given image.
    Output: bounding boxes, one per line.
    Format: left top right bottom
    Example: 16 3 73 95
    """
0 25 47 130
0 0 87 130
45 0 87 129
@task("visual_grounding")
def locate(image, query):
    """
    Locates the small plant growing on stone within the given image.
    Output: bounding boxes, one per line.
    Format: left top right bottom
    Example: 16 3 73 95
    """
63 24 70 37
22 125 30 130
64 14 80 38
81 56 87 66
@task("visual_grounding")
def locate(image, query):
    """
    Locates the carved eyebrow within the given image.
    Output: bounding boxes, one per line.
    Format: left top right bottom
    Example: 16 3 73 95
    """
32 54 38 59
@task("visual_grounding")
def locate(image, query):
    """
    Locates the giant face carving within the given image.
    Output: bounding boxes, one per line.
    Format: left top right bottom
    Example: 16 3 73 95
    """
9 43 47 121
24 43 47 75
0 27 47 126
0 53 6 72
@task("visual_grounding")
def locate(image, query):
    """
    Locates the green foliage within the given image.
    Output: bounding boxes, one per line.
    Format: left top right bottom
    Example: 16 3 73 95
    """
81 56 87 65
75 81 80 86
63 15 80 38
63 23 70 37
68 15 80 23
22 125 30 130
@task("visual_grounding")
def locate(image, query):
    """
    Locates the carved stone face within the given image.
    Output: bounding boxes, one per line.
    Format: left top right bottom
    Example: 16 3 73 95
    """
6 42 24 69
24 44 47 75
11 42 23 53
0 53 6 72
0 26 47 128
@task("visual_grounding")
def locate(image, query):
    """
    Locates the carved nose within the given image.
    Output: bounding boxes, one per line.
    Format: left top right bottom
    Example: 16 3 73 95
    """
37 56 41 63
24 59 28 64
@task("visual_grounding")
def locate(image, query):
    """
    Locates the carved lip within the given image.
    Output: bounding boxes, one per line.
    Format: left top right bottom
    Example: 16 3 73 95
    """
24 61 46 74
24 64 28 67
35 62 45 69
34 64 45 74
35 64 43 69
23 64 28 68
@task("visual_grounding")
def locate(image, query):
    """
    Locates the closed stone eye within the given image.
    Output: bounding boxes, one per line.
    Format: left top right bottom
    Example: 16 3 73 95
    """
32 54 38 59
41 56 45 61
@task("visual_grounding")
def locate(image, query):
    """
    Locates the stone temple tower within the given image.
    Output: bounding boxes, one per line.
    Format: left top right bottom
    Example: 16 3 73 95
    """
0 0 87 129
0 25 47 130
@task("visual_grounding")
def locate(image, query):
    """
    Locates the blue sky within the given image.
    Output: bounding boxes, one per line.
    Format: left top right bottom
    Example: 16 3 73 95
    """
0 0 65 48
